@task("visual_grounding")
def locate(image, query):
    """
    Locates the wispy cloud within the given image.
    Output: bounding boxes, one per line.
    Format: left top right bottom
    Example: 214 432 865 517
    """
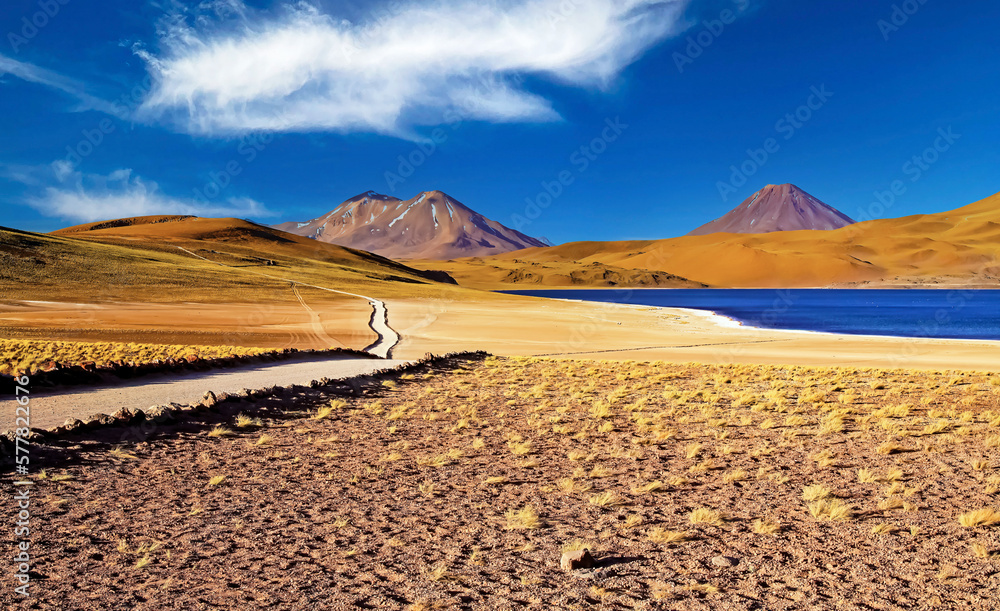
19 161 272 224
137 0 689 138
0 53 117 114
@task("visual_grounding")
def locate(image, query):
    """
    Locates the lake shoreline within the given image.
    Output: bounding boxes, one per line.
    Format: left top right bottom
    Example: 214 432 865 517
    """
501 288 1000 342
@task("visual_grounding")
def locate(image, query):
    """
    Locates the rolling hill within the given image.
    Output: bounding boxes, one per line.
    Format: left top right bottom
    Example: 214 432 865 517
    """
274 190 547 259
688 184 856 235
412 190 1000 288
0 215 461 305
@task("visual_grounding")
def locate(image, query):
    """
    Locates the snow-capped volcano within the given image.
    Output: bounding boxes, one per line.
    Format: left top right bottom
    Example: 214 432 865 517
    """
688 184 856 236
273 190 548 259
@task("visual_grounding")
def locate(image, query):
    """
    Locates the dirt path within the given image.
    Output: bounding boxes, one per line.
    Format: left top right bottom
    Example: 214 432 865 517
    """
11 355 411 431
174 246 400 356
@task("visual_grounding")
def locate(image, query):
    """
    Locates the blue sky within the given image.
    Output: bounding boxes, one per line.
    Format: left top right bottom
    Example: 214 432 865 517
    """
1 0 998 243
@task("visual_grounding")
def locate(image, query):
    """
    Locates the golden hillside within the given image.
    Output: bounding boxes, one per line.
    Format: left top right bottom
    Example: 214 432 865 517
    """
2 216 467 304
421 190 1000 288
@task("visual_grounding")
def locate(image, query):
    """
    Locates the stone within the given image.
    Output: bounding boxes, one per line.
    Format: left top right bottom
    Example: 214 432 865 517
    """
145 406 176 423
561 550 595 571
201 391 218 407
63 418 85 431
711 555 738 568
113 408 136 422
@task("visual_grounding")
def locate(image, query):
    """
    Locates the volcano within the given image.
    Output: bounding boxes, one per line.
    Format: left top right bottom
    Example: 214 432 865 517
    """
688 184 856 236
274 191 547 259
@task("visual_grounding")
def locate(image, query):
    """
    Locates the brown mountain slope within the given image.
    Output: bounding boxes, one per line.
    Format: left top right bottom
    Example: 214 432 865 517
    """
274 190 547 259
433 190 1000 288
50 215 454 287
7 215 463 304
688 184 856 235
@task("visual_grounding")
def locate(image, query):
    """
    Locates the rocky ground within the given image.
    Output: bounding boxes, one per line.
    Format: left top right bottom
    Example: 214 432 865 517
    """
3 355 999 609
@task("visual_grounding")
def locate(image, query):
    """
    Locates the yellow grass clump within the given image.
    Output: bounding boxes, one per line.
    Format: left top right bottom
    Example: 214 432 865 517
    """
958 508 1000 528
808 499 852 521
689 508 725 526
648 528 689 544
0 338 268 375
505 506 543 530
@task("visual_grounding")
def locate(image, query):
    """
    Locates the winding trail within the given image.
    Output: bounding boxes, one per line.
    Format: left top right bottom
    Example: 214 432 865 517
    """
3 245 408 431
174 246 400 357
11 355 411 431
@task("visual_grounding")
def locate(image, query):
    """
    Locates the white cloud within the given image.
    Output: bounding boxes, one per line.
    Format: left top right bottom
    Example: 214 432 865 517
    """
0 53 117 115
137 0 689 138
26 162 273 224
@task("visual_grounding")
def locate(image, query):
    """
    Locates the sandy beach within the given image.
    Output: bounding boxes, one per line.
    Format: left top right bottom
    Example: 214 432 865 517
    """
388 294 1000 371
3 290 999 374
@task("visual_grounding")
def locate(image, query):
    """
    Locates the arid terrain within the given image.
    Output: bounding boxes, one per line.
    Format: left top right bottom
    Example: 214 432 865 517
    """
411 190 1000 289
3 355 998 609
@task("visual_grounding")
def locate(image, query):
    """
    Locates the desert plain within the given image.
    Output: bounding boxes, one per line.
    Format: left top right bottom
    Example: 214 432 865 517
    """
2 209 1000 610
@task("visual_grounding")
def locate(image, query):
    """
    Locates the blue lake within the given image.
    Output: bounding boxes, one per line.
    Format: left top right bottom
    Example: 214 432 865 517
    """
503 289 1000 341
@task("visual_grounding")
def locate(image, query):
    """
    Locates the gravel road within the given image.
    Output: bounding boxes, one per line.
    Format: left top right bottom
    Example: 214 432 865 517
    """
9 356 411 431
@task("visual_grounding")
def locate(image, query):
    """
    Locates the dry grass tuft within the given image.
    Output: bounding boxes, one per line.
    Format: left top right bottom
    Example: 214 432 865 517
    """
313 406 336 420
505 506 543 530
802 484 832 501
958 508 1000 528
751 519 780 535
648 528 690 544
689 508 725 526
808 499 852 521
588 491 625 507
562 539 593 553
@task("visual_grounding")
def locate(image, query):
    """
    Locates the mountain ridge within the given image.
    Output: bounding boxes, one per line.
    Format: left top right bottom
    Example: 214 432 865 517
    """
274 190 547 259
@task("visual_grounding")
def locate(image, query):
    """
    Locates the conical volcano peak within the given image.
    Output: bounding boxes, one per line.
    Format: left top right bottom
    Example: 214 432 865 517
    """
274 190 547 259
689 184 856 236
